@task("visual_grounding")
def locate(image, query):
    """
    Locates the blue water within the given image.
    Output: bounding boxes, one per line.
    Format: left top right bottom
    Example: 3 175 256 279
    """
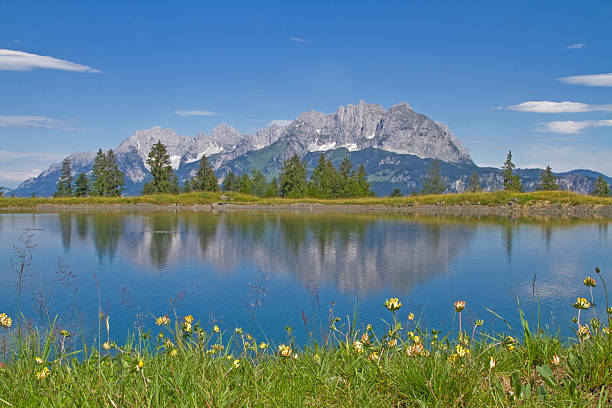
0 211 609 345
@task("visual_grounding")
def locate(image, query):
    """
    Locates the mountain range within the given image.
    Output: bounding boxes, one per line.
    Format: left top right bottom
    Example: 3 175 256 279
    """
11 101 611 197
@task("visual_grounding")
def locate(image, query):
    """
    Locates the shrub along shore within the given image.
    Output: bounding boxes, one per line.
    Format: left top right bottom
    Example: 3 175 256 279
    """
1 190 612 212
0 281 610 407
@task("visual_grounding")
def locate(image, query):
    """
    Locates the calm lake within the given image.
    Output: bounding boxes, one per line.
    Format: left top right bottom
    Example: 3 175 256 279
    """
0 211 609 344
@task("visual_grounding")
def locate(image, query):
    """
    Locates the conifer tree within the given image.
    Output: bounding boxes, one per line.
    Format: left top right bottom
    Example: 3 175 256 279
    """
264 177 279 197
309 154 338 198
538 165 558 191
501 151 522 192
592 176 610 197
143 140 178 194
54 158 73 197
468 172 481 193
106 149 125 196
74 173 90 197
251 169 267 197
422 160 445 195
238 173 253 195
222 171 239 191
91 149 108 196
279 154 308 198
355 164 373 197
190 155 219 192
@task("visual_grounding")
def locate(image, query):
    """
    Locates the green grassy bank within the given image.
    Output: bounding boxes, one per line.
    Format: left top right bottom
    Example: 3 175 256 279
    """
1 190 611 210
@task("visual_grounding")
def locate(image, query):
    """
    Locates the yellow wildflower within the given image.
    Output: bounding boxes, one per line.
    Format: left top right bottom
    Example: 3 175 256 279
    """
135 360 144 371
489 357 496 368
35 366 50 380
573 298 590 310
183 322 192 333
259 342 268 350
384 298 402 311
366 324 373 332
454 300 466 312
156 315 170 326
313 353 321 364
60 329 71 337
406 342 425 356
235 327 243 334
353 340 364 353
448 353 458 362
475 320 484 326
455 344 470 357
550 354 560 366
388 338 397 347
103 341 111 350
577 325 591 339
165 339 174 348
213 325 220 333
35 357 43 365
408 313 414 321
233 359 240 368
413 336 420 344
184 315 194 324
0 313 12 328
602 326 609 335
246 333 253 341
583 277 596 287
278 344 292 357
504 336 515 351
367 351 380 362
169 349 178 357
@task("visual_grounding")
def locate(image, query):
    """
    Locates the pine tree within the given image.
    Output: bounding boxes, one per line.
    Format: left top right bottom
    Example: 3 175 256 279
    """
468 172 481 193
264 177 279 197
106 149 125 196
143 140 178 194
251 169 267 197
74 173 90 197
355 164 373 197
309 154 338 198
592 176 610 197
54 158 73 197
279 154 308 198
422 160 445 195
538 165 558 191
91 149 108 196
190 155 219 192
238 173 253 195
222 171 239 192
501 151 522 192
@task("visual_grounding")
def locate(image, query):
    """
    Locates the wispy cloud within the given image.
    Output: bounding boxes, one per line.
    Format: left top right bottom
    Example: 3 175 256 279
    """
507 101 612 113
174 109 219 116
289 37 311 43
0 49 100 72
537 120 612 134
268 119 292 127
0 115 75 130
0 150 68 187
558 72 612 87
566 43 586 49
0 150 67 161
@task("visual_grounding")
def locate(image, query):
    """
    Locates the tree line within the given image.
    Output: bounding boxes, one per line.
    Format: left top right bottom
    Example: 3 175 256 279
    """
52 141 610 198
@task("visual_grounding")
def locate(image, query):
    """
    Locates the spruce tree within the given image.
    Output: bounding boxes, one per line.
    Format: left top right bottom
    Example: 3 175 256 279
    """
279 154 308 198
143 140 178 194
238 173 253 195
251 169 267 197
501 151 522 192
309 154 337 198
264 177 279 197
422 160 445 195
91 149 108 196
74 173 90 197
222 171 239 192
106 149 125 196
468 172 481 193
190 155 219 192
355 164 373 197
54 158 73 197
592 176 610 197
538 165 558 191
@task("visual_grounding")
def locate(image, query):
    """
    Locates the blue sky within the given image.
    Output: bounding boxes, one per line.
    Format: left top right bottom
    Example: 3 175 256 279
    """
1 0 611 187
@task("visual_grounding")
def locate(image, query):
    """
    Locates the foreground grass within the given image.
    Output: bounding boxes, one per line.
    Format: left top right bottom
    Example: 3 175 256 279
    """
1 299 610 407
1 190 611 209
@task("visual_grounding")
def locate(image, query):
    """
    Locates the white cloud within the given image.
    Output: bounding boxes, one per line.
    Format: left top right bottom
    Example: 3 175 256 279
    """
0 169 43 183
517 144 612 176
174 109 219 116
0 115 75 130
0 150 68 187
0 49 100 72
507 101 612 113
566 43 586 49
537 119 612 134
558 72 612 87
268 119 292 127
289 37 311 43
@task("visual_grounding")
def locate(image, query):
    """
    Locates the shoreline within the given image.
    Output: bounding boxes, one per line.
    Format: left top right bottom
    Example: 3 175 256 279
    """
2 201 612 218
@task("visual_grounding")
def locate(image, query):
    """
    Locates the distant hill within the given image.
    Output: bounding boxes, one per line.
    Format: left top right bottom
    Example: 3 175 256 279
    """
12 101 610 197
